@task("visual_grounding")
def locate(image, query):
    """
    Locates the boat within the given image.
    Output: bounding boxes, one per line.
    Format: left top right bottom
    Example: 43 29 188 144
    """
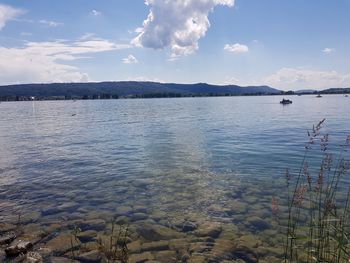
280 98 292 104
345 94 348 97
316 94 322 98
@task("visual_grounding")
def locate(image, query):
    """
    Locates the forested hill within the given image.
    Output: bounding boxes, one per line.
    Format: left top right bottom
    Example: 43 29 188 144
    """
0 82 281 100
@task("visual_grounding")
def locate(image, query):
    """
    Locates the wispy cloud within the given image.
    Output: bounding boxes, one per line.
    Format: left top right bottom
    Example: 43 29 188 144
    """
0 4 25 30
322 47 335 54
91 9 102 16
0 35 131 85
122 54 138 64
132 0 235 59
224 43 249 53
263 67 350 90
39 20 63 27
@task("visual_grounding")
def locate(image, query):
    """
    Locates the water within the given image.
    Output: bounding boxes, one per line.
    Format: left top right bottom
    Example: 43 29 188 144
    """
0 95 349 261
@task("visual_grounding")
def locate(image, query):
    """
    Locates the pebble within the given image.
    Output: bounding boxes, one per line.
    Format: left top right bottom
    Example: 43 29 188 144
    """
5 240 33 257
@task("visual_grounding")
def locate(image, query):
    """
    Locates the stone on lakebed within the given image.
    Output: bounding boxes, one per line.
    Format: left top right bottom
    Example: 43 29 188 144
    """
5 240 33 257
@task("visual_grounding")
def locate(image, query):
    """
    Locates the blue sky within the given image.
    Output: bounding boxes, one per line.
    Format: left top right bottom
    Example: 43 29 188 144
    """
0 0 349 90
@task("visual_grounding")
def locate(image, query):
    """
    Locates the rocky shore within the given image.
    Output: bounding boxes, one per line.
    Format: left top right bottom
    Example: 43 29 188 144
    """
0 203 285 263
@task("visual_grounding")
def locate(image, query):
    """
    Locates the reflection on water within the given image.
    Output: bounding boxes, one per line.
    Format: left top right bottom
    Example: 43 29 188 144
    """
0 95 349 261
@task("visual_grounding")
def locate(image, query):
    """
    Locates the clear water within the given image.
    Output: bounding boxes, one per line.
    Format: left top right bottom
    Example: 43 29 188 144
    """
0 95 349 260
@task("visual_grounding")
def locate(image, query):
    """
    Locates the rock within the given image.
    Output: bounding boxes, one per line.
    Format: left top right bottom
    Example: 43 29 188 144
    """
232 245 258 263
219 224 239 239
211 239 236 260
0 222 16 232
257 246 284 258
153 250 178 263
0 231 16 245
137 224 184 241
0 250 6 262
115 205 133 216
182 221 197 232
115 216 130 225
168 238 191 252
246 216 271 231
21 212 41 224
141 240 169 252
5 240 33 256
133 206 148 214
78 219 106 231
48 257 80 263
128 252 155 263
195 222 222 238
238 235 262 248
128 240 142 253
45 233 81 255
57 202 79 212
131 213 149 221
76 250 103 263
189 241 214 254
76 230 97 242
23 252 43 263
188 255 207 263
42 207 61 216
37 247 53 258
207 204 232 217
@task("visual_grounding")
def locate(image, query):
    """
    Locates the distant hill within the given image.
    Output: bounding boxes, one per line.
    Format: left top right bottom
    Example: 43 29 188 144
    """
321 88 350 94
294 89 317 94
0 82 281 101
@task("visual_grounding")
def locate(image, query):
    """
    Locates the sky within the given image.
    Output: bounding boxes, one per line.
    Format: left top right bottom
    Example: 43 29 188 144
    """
0 0 349 90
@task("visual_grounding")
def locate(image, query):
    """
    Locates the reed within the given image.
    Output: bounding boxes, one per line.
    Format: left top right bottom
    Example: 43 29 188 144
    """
283 119 350 263
97 217 129 263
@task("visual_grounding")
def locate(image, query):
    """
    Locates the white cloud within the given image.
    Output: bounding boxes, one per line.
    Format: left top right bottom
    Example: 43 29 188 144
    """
0 36 131 85
224 76 240 85
39 20 63 27
122 54 138 64
91 9 102 16
0 4 24 30
322 47 335 54
263 67 350 90
20 32 32 36
132 0 235 58
224 43 249 53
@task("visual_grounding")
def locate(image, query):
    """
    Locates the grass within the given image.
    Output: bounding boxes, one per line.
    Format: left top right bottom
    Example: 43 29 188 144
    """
282 119 350 263
97 217 129 263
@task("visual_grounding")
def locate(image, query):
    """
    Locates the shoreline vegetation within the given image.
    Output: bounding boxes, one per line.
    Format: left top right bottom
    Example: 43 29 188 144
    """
281 120 350 262
0 81 349 102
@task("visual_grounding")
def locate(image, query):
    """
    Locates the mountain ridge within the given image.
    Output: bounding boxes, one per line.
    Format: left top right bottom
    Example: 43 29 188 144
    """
0 81 280 100
0 81 349 101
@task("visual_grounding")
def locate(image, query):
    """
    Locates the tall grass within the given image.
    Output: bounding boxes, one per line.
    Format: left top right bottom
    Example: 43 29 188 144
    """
284 119 350 263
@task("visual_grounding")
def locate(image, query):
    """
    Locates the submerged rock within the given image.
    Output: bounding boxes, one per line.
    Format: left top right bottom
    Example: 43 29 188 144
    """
0 231 16 245
232 245 258 263
153 250 178 263
141 240 169 252
5 240 33 257
246 216 271 231
182 221 197 232
128 251 155 263
195 222 222 238
131 212 149 221
76 250 104 263
48 257 80 263
23 251 43 263
78 219 106 231
137 224 184 241
45 233 81 255
76 230 97 242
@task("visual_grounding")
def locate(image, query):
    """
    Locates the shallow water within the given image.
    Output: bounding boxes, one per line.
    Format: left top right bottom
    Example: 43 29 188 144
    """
0 95 349 262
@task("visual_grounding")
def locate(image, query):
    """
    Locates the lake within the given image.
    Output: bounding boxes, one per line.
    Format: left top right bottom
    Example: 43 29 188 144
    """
0 95 349 262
